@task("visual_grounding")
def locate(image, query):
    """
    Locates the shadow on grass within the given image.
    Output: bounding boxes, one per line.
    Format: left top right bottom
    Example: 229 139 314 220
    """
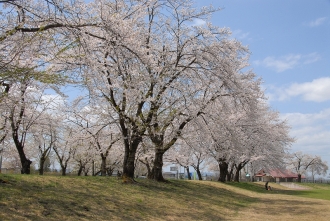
0 175 256 220
1 175 329 221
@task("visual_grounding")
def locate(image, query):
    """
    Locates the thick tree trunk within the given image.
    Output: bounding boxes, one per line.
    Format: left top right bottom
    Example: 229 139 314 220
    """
218 161 228 183
13 133 31 174
297 174 302 183
122 149 137 179
61 166 67 176
149 149 166 182
100 155 107 176
17 145 32 174
122 137 141 182
21 158 32 174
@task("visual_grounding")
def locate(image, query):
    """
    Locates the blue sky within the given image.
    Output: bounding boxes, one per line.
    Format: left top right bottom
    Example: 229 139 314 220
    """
194 0 330 170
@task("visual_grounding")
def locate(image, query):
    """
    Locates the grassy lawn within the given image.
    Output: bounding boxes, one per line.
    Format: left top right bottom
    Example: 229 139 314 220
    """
292 183 330 201
1 174 330 221
227 181 330 201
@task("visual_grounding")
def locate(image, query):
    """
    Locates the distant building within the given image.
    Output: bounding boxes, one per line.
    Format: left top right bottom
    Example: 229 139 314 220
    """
254 168 305 183
163 172 177 179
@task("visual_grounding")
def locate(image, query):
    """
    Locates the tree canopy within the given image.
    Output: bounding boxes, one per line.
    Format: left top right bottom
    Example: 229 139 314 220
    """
0 0 312 183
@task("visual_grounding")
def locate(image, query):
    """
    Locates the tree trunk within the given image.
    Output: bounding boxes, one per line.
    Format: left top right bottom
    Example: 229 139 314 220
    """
145 162 152 179
0 155 2 173
92 160 95 176
297 174 302 183
196 167 203 180
227 166 234 182
122 137 141 182
186 166 191 180
61 166 66 176
234 164 243 182
17 144 32 174
106 167 114 176
149 149 166 182
77 161 84 176
21 158 32 174
77 166 83 176
100 155 107 176
39 156 45 175
218 161 228 183
13 132 31 174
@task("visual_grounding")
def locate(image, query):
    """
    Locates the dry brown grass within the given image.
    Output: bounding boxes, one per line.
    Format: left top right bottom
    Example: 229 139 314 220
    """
0 174 330 221
198 181 330 221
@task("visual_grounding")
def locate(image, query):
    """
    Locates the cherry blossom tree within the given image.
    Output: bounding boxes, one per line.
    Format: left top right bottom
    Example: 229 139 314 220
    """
69 97 122 176
230 103 293 182
72 138 94 176
0 0 77 174
197 95 293 182
0 0 96 55
0 142 22 172
53 123 76 176
308 157 328 182
2 73 63 174
165 126 212 181
0 0 295 184
68 0 235 181
72 0 150 181
135 0 266 182
0 100 9 145
2 0 274 182
287 152 328 182
30 113 58 175
165 143 194 180
136 138 155 178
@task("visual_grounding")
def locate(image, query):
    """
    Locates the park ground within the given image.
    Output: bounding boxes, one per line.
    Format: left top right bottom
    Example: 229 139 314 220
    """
1 174 330 220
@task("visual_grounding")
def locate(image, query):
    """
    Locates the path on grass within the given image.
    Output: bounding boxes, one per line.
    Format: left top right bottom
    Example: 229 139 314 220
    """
279 182 310 190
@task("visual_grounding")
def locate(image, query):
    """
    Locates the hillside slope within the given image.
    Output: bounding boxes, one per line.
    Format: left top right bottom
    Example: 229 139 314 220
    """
1 174 329 220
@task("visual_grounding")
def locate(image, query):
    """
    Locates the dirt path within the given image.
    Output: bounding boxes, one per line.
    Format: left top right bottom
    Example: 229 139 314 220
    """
279 182 311 190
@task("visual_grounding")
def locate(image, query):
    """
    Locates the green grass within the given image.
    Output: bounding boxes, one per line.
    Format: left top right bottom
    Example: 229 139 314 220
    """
1 174 330 221
291 183 330 201
0 174 255 220
226 181 330 201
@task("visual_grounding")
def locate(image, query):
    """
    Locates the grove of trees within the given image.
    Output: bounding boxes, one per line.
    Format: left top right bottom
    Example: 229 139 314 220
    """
1 0 325 183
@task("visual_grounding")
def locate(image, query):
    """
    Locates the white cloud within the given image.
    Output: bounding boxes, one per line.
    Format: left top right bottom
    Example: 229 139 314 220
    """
268 77 330 102
303 52 321 64
40 94 65 108
306 17 327 27
263 54 300 72
282 109 330 127
281 109 330 159
191 18 206 26
254 53 321 72
232 29 250 40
